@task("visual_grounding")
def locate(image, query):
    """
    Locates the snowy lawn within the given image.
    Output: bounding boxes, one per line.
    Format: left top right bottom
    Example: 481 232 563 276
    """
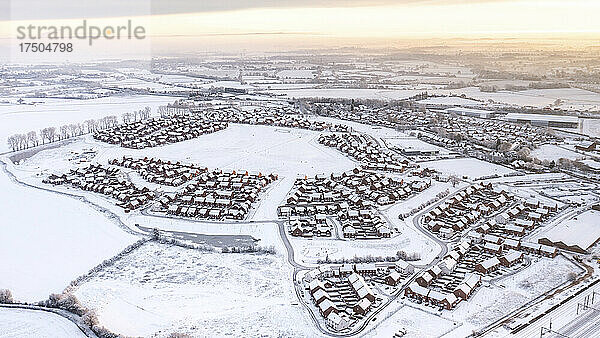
72 242 317 337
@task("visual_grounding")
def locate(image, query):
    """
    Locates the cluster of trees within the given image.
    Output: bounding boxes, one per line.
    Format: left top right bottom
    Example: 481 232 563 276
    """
221 245 276 255
6 106 153 152
6 115 117 152
317 250 420 264
122 106 151 123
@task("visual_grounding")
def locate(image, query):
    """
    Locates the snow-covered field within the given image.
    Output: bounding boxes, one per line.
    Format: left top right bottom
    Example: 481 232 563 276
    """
0 159 137 302
0 308 86 338
73 242 317 337
267 87 600 111
531 144 584 162
424 158 516 179
91 124 356 178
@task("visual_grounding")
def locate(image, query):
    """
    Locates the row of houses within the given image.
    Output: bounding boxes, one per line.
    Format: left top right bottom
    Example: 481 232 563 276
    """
318 133 409 169
307 271 380 332
405 241 488 310
424 183 512 238
94 114 228 149
200 106 352 133
44 164 154 211
157 168 277 220
109 156 207 186
279 168 430 239
473 250 525 274
475 234 558 258
304 261 415 284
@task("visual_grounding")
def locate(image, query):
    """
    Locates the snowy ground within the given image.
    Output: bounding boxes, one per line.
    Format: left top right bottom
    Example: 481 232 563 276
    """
72 242 318 337
289 225 439 266
0 308 86 338
0 158 137 302
365 305 458 338
424 158 516 180
267 87 600 111
90 124 356 178
530 144 584 162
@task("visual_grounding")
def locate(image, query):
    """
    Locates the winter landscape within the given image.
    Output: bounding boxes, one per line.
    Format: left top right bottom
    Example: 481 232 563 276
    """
2 1 600 338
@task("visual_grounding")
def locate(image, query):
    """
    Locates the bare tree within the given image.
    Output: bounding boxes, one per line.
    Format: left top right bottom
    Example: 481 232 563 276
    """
60 125 70 140
0 289 13 304
68 124 78 138
46 127 57 143
27 131 39 147
7 135 19 151
84 119 95 133
121 112 131 124
142 106 151 119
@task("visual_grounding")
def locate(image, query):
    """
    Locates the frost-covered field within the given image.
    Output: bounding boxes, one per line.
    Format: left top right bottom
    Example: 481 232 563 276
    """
0 308 86 338
73 242 317 337
0 160 137 302
424 158 516 179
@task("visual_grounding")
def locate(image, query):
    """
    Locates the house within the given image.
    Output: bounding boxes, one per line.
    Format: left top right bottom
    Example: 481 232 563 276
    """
312 289 332 305
441 293 458 310
416 272 434 287
520 242 541 255
384 271 402 286
326 312 350 331
427 290 447 307
499 251 524 267
427 265 442 278
540 245 558 258
439 257 458 275
405 282 429 301
355 263 377 275
503 238 521 251
353 298 372 315
309 280 326 295
475 257 501 274
395 260 415 275
453 273 481 300
483 242 503 255
318 299 339 317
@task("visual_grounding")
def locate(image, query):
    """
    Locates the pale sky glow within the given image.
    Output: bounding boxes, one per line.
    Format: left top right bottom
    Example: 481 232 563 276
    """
148 0 599 37
1 0 598 53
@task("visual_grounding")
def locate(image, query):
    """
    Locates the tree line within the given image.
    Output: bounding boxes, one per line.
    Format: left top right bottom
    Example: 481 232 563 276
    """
6 107 152 152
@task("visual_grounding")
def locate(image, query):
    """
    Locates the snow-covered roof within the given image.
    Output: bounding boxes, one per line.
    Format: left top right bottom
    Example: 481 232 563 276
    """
541 210 600 251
